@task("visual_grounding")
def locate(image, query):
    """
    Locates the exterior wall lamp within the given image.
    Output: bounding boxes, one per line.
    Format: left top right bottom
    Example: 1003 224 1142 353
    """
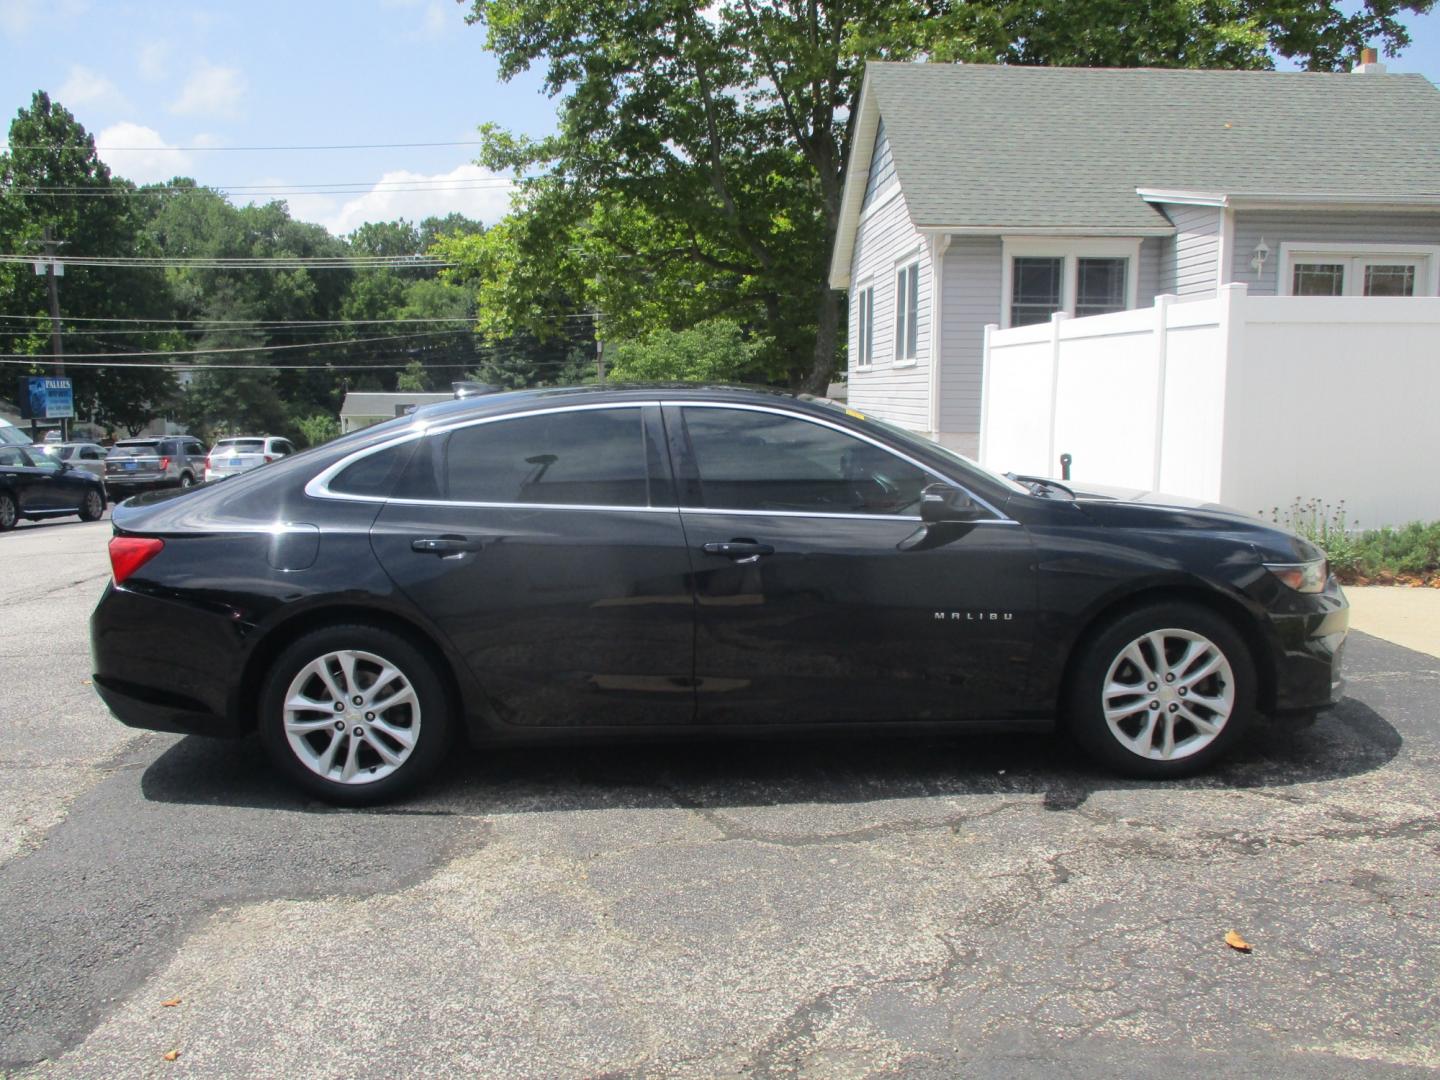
1251 237 1270 276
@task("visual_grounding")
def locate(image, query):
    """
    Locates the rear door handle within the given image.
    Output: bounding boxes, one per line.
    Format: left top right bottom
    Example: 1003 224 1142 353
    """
411 535 485 557
702 540 775 564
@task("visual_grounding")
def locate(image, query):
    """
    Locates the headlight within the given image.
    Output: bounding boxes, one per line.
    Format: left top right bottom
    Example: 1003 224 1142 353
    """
1264 558 1328 593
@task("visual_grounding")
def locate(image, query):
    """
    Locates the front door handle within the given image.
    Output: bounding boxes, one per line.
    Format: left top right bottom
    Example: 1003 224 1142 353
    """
702 540 775 564
411 535 485 557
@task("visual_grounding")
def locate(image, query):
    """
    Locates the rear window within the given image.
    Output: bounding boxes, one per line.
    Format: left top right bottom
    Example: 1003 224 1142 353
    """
107 442 160 458
215 440 266 453
329 441 415 497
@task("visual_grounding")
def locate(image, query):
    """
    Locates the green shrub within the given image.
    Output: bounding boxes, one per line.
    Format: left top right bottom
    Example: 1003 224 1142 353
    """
1266 499 1440 581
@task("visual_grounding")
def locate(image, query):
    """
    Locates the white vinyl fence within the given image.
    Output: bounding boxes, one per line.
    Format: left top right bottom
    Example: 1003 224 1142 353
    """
979 284 1440 528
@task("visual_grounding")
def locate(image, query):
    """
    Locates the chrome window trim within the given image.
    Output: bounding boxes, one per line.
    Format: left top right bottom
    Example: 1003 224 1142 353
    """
306 397 1017 524
665 400 1015 523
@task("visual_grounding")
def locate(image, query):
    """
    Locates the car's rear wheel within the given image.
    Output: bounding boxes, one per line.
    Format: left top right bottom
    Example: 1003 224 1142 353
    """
179 473 194 488
1066 603 1255 778
79 488 104 522
0 492 15 531
258 625 453 804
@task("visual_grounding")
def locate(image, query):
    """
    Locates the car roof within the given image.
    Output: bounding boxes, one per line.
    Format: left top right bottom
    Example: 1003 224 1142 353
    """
407 383 828 426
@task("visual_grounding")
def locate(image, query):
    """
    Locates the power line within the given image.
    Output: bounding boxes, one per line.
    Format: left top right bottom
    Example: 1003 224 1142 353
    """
0 312 597 326
3 140 490 152
15 179 511 192
0 254 454 270
0 330 462 360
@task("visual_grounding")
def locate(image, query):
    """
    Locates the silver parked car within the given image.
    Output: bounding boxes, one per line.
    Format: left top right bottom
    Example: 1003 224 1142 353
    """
204 436 296 482
105 436 207 495
31 441 109 484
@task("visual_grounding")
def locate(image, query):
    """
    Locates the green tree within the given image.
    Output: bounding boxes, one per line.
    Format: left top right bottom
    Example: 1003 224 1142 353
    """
0 92 177 429
296 412 341 447
609 319 769 383
396 359 431 391
460 0 1432 392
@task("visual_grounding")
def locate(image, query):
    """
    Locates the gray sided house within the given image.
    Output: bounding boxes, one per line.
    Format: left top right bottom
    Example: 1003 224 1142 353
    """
829 59 1440 456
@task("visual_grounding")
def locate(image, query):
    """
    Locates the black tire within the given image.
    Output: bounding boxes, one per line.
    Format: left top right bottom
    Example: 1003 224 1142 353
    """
0 491 16 531
78 488 105 522
258 624 454 805
1065 602 1256 779
178 472 195 488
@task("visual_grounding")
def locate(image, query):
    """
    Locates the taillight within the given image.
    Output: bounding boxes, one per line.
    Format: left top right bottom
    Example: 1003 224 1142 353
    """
205 456 213 470
157 456 171 471
264 455 274 463
109 536 165 585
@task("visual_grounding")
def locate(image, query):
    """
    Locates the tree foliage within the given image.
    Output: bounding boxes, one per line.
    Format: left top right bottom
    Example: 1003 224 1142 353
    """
1 91 512 440
458 0 1433 392
608 319 770 383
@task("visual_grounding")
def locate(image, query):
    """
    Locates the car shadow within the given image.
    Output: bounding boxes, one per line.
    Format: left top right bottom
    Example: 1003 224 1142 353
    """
139 696 1402 817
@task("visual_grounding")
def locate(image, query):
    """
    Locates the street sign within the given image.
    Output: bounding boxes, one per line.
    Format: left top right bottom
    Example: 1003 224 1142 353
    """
17 376 74 420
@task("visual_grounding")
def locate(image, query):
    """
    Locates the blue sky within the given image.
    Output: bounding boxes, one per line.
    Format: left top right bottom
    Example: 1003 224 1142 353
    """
2 0 1439 238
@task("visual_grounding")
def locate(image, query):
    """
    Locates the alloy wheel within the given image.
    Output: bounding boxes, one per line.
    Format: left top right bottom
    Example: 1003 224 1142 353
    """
0 496 14 529
1101 628 1234 761
282 649 422 784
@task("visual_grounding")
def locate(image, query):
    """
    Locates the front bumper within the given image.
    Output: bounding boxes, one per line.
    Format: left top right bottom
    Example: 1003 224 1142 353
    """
1265 579 1349 714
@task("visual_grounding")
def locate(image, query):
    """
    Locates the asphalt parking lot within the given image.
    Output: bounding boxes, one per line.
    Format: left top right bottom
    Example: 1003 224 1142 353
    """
1 519 1437 1078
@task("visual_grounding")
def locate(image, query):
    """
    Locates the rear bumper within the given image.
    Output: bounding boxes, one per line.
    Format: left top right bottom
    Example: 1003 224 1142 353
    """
90 582 247 737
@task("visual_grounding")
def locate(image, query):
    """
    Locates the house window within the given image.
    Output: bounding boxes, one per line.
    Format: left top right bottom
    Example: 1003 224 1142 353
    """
1001 239 1142 328
1281 244 1437 297
854 285 874 368
894 261 919 361
1074 257 1128 317
1011 257 1063 326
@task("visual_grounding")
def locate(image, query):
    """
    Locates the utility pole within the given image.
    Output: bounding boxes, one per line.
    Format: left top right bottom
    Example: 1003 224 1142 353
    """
39 227 69 440
595 336 605 382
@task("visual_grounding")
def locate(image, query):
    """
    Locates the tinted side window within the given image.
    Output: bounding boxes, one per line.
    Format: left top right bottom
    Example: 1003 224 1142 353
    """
329 441 415 497
0 447 25 467
435 408 650 507
682 407 930 515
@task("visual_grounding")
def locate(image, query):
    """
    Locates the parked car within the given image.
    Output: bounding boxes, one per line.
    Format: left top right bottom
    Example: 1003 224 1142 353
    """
32 441 110 484
104 436 207 496
90 386 1348 804
0 443 106 530
205 435 297 483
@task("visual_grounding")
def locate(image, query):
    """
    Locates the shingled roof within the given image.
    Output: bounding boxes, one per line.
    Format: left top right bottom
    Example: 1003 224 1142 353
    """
830 62 1440 286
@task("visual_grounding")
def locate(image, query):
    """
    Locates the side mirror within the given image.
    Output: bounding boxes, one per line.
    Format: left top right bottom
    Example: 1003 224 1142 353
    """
919 482 985 524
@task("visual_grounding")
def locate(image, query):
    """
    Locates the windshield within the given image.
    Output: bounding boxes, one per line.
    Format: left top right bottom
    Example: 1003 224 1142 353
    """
806 398 1030 496
0 424 29 448
107 442 160 458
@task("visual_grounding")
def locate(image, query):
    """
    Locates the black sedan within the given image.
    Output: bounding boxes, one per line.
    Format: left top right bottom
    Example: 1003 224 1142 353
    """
90 386 1348 803
0 444 106 530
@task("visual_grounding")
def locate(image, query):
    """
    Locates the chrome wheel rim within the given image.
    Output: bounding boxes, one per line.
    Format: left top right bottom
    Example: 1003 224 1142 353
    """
1102 628 1234 761
84 491 101 517
0 497 14 527
282 649 421 785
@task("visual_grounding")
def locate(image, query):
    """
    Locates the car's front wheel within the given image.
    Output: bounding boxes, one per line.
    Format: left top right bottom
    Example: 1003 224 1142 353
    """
258 625 453 804
0 492 16 531
1067 603 1255 778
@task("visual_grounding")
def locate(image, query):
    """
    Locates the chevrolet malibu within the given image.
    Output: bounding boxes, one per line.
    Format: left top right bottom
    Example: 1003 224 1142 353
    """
90 386 1348 804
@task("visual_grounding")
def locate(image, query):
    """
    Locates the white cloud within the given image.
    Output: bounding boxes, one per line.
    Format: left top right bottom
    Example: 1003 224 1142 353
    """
94 122 192 185
170 61 246 117
138 40 170 81
57 65 130 111
381 0 457 39
0 0 86 35
288 164 515 237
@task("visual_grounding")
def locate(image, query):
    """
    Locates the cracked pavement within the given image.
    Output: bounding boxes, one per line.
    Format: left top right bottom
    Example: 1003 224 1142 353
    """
2 520 1438 1078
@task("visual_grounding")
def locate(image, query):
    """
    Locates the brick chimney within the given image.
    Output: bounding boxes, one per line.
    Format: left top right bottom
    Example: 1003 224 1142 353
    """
1353 47 1388 74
